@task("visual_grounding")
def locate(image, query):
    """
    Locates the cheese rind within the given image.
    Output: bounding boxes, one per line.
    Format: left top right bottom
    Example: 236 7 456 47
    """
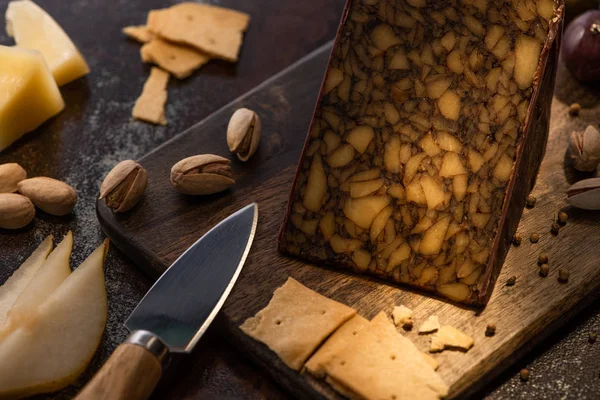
0 46 65 152
6 0 90 86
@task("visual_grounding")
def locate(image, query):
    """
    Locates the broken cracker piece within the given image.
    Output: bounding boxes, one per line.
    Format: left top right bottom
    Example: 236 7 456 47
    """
305 314 368 378
324 312 448 400
430 325 474 353
123 25 154 43
421 351 439 371
132 67 169 125
392 305 413 327
419 315 440 334
147 2 250 62
141 38 211 79
240 278 356 371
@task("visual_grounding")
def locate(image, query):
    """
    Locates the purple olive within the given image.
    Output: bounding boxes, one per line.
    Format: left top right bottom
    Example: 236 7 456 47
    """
562 10 600 82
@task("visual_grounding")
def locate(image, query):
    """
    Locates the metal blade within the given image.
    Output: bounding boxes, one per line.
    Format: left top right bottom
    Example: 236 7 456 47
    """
125 203 258 353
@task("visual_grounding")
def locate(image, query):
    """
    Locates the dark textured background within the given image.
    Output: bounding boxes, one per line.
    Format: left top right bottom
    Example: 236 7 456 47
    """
0 0 598 399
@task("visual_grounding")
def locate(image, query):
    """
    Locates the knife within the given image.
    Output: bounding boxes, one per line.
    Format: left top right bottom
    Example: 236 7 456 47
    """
75 203 258 400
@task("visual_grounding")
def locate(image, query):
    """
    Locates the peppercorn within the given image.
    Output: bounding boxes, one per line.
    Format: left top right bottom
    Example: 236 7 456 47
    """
568 103 581 117
551 222 560 236
403 320 413 331
558 211 568 226
525 195 536 208
589 332 597 344
512 233 522 246
485 324 496 337
530 233 540 243
539 264 549 277
558 269 570 283
506 276 517 286
520 369 530 382
538 253 549 265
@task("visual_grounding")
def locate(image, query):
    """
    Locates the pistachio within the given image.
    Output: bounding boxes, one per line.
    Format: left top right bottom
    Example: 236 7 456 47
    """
227 108 261 161
171 154 235 195
567 178 600 210
17 177 77 216
99 160 148 212
0 193 35 229
568 125 600 172
0 163 27 193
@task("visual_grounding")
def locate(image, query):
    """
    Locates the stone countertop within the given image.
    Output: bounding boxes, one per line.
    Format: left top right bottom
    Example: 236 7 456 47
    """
0 1 598 399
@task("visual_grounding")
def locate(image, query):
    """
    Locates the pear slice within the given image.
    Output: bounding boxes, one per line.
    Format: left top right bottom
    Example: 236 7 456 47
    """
0 235 53 326
0 231 72 338
6 0 90 86
0 240 108 399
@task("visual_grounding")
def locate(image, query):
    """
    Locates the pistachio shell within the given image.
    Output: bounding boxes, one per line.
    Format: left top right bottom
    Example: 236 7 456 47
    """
0 163 27 193
566 177 600 210
569 126 600 172
17 177 77 216
0 193 35 229
99 160 147 212
171 154 235 195
227 108 261 162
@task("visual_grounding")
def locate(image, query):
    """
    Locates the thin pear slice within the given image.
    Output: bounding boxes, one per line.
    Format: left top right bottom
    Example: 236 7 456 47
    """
0 235 53 326
0 231 72 337
0 240 108 399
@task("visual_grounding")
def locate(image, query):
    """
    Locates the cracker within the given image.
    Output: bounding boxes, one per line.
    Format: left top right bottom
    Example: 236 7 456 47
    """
132 67 169 125
392 305 413 326
122 25 154 43
323 312 449 400
430 325 474 353
240 278 356 371
147 3 250 62
141 38 211 79
420 351 439 371
419 315 440 334
304 314 368 378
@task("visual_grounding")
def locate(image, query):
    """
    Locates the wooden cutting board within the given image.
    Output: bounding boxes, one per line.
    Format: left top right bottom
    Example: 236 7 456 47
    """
97 42 600 399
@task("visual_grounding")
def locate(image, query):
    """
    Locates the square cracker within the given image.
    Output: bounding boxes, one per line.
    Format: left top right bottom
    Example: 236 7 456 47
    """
323 312 449 400
304 314 368 378
123 25 154 43
132 67 169 125
240 278 356 371
147 2 250 62
141 38 211 79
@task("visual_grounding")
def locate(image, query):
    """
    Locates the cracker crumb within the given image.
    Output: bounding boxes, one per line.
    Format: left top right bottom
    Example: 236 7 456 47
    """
568 103 581 117
419 315 440 334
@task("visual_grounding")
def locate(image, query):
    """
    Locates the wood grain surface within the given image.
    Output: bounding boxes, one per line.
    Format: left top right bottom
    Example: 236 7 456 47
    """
97 41 600 399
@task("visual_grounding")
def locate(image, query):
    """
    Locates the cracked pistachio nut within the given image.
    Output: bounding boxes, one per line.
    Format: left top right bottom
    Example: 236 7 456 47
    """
171 154 234 195
0 193 35 229
17 177 77 216
567 177 600 210
227 108 261 161
569 125 600 172
0 163 27 193
99 160 148 212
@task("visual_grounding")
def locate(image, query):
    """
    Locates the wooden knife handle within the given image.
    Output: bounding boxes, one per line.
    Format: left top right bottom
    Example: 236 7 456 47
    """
75 343 162 400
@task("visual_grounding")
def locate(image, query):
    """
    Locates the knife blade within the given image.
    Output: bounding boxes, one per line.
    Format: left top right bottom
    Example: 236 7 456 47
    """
75 203 258 400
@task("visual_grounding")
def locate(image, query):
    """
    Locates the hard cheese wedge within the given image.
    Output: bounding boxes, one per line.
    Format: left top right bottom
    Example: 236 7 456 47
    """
279 0 564 304
0 45 65 152
6 0 90 87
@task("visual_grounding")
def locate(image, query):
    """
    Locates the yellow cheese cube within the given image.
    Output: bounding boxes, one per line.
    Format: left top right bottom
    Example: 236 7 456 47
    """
0 46 65 152
6 0 90 86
